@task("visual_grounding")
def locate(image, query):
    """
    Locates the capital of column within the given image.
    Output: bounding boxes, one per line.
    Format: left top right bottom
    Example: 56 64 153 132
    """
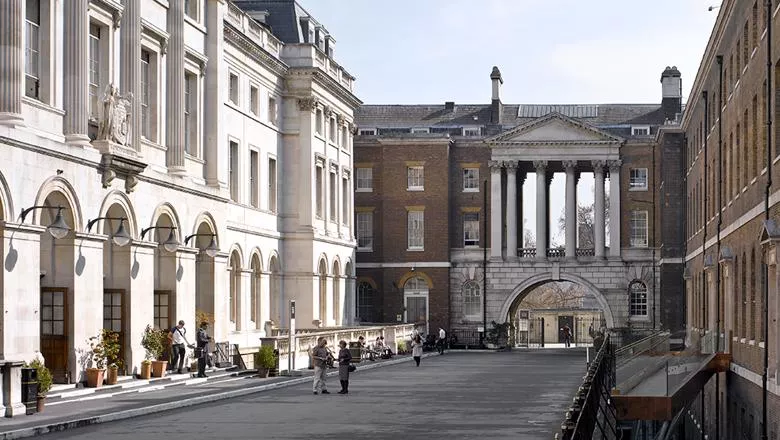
297 96 320 112
504 161 518 170
591 160 606 173
607 159 623 172
562 160 577 171
488 160 503 172
532 160 548 172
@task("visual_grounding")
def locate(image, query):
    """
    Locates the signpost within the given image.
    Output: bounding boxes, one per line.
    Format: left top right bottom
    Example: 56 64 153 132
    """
288 300 296 374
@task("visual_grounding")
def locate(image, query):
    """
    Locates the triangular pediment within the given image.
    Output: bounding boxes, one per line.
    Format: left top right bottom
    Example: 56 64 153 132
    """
486 112 623 145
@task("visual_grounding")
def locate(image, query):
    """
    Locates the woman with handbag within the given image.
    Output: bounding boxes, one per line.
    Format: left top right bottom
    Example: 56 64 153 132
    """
337 340 353 394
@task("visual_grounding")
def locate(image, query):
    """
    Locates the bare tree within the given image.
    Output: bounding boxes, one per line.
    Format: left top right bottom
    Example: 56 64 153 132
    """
557 185 610 248
523 218 535 248
521 282 592 309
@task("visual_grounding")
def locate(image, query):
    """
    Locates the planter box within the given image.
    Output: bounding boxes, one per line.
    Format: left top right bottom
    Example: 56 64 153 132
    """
105 366 119 385
140 362 152 379
86 368 104 388
151 360 168 378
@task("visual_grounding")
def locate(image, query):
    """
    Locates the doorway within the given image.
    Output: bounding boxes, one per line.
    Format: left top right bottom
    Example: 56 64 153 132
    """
558 315 574 343
40 287 69 383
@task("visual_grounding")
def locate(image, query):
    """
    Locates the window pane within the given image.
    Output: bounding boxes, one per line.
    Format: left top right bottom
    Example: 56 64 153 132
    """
53 322 64 335
356 168 373 190
463 168 479 190
42 307 52 320
463 213 479 246
42 322 52 335
53 293 63 306
53 306 63 320
357 212 373 249
408 211 424 249
407 167 424 189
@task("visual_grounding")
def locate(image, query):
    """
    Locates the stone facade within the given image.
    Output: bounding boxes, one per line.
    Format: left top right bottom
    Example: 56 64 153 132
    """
0 0 360 386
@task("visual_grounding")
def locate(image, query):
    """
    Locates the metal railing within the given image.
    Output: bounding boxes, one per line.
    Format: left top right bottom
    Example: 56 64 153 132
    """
614 331 670 369
557 334 617 440
547 248 566 258
519 248 537 258
449 329 482 348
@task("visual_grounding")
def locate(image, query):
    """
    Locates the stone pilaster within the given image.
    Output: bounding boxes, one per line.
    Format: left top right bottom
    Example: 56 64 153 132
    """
64 0 91 147
534 160 547 260
205 0 226 187
0 0 24 127
608 160 622 258
593 160 606 258
121 0 141 152
166 0 186 172
564 160 577 259
489 160 503 260
505 162 518 258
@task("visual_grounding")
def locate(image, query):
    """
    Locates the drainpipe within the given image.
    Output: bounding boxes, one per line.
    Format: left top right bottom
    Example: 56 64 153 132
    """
482 178 488 347
701 88 709 440
762 1 773 439
716 51 724 440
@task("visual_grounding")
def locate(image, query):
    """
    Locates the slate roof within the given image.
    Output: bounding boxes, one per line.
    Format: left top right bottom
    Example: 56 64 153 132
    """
355 103 667 130
232 0 326 44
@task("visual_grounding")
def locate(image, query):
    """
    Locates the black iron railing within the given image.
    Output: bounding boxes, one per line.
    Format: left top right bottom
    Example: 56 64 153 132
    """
449 329 482 349
557 334 617 440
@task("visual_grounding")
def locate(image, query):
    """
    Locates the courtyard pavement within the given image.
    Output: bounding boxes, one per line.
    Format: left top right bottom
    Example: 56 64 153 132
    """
42 349 587 440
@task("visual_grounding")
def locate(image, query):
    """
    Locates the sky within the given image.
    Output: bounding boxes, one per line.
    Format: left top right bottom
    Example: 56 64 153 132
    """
300 0 720 244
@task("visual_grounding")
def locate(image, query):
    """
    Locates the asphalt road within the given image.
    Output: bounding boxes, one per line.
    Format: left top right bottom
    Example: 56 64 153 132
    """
46 349 587 440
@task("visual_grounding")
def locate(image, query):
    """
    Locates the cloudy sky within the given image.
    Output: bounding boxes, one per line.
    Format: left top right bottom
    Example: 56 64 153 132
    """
302 0 720 244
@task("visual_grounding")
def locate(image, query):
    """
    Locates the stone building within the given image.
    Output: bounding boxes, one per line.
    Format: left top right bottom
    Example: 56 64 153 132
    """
353 66 686 340
682 0 780 437
0 0 359 385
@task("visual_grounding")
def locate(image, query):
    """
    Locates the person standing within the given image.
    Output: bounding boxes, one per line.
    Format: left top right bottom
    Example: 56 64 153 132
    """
561 324 572 348
168 320 191 374
311 337 330 395
196 322 212 378
411 334 423 367
337 340 352 394
437 327 446 355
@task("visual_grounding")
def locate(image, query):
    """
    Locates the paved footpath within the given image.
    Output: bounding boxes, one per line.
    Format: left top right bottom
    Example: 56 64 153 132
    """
42 349 587 440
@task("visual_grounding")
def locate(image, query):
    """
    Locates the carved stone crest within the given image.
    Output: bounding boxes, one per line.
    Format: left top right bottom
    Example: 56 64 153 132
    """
297 96 319 112
97 84 133 146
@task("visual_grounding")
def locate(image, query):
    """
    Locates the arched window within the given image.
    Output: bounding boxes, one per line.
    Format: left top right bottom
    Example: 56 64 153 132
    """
250 254 262 329
229 251 242 330
462 281 481 318
357 281 375 322
629 281 647 317
404 276 429 331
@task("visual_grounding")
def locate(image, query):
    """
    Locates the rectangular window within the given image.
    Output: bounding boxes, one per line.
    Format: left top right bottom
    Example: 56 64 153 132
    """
357 212 373 251
184 72 197 155
229 73 239 105
153 291 169 330
268 157 277 213
184 0 198 21
407 210 424 250
329 171 337 221
629 168 648 191
356 167 373 192
463 127 481 137
24 0 40 99
315 166 323 218
463 213 479 247
629 282 648 317
411 128 429 134
229 141 239 202
329 118 336 142
407 166 424 191
250 150 259 208
140 50 151 139
342 177 349 224
630 210 649 247
268 96 277 124
250 86 259 116
631 126 650 136
88 23 101 119
316 109 323 134
463 168 479 192
359 128 376 136
340 126 347 147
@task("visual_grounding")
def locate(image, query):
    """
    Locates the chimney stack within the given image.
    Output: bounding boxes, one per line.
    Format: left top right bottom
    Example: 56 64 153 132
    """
490 66 503 125
660 66 682 123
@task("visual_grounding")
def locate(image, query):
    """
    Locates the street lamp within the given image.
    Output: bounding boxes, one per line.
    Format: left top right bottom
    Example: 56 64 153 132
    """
184 233 219 257
20 205 71 239
86 217 132 247
140 226 179 253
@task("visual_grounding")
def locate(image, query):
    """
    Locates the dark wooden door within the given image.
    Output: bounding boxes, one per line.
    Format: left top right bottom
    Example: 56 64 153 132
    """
558 315 574 343
103 289 126 368
41 287 68 383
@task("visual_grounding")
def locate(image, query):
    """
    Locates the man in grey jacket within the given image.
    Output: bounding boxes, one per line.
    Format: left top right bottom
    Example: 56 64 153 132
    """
311 337 331 395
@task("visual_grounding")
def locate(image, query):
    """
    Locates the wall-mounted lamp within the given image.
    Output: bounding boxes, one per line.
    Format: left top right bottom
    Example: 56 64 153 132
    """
20 205 71 239
140 226 179 252
86 217 131 247
184 233 219 258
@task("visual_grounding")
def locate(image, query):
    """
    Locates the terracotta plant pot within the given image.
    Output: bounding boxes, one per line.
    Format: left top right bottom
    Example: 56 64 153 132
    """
258 368 270 378
106 366 119 385
86 368 104 388
36 396 45 413
150 360 168 377
140 362 152 379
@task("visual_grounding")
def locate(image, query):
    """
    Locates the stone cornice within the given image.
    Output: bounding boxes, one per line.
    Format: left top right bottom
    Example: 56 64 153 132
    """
223 23 288 77
289 67 363 110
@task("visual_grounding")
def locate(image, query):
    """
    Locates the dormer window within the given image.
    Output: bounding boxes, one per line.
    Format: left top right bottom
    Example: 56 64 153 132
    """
463 127 481 137
411 128 429 134
631 125 650 136
359 128 376 136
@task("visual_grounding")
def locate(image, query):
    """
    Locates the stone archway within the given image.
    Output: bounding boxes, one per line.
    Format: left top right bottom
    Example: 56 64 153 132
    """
498 272 615 329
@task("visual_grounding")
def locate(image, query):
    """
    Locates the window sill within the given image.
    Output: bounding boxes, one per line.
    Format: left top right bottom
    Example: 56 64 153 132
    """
628 315 650 322
142 139 166 151
407 188 424 192
406 248 425 252
184 15 207 34
629 244 649 249
462 188 479 193
628 187 648 192
22 96 64 115
357 248 373 253
185 153 204 164
356 188 373 193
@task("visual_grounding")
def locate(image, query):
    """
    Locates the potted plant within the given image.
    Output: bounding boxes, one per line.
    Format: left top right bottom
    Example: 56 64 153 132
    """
26 359 52 413
396 340 407 355
101 329 122 385
254 345 276 378
86 332 107 387
140 359 152 379
485 321 513 350
141 325 168 377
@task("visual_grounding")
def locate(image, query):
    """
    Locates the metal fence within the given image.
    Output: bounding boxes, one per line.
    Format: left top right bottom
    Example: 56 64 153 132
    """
556 334 618 440
449 329 481 349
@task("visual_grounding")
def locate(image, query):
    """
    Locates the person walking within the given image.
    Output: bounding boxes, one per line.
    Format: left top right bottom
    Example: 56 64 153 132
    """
311 337 330 395
195 322 212 378
168 320 192 374
411 334 423 367
337 340 352 394
561 324 572 348
437 327 446 355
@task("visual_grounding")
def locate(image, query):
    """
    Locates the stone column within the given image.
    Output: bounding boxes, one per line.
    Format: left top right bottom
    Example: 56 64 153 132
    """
0 0 24 127
205 0 226 187
518 171 526 249
534 161 548 260
121 0 141 152
166 0 186 172
506 161 518 258
564 160 577 259
63 0 91 147
489 160 503 259
593 161 606 258
608 160 622 258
